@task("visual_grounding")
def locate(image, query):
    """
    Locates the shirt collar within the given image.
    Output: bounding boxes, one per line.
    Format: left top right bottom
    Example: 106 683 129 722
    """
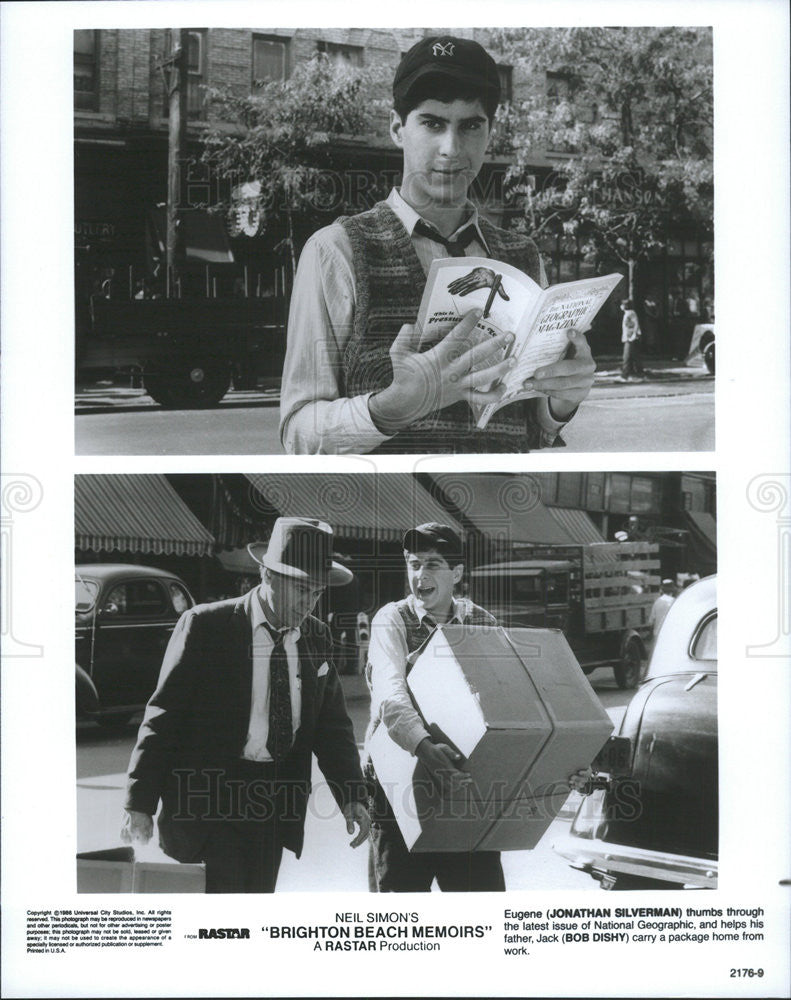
386 187 489 253
408 592 470 626
250 587 301 643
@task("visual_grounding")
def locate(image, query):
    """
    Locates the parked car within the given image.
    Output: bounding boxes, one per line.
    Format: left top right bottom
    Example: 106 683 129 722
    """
554 576 718 889
75 564 195 725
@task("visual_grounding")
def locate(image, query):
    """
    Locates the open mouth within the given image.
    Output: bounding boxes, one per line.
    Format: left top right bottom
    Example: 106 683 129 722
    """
416 584 436 601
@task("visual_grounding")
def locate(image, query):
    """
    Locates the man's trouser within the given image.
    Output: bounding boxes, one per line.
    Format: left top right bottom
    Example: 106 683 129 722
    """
367 766 505 893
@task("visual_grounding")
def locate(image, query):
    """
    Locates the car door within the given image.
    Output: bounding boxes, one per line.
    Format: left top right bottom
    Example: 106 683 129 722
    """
90 577 183 709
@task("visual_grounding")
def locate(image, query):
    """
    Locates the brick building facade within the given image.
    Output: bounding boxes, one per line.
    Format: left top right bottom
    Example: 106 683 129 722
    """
74 27 712 356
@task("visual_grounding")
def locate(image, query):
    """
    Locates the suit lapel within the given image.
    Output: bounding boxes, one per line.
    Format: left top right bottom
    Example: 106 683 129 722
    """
227 593 255 739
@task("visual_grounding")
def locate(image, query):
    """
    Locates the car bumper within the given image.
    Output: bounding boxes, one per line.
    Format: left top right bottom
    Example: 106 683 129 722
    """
553 832 718 888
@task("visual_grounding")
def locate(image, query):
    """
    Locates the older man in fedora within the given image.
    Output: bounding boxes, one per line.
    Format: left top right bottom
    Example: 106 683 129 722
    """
122 517 370 893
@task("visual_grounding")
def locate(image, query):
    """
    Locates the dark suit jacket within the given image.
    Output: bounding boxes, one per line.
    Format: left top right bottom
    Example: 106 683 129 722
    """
125 590 366 861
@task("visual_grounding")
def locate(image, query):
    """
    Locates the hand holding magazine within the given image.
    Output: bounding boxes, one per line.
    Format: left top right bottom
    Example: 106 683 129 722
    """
416 257 623 428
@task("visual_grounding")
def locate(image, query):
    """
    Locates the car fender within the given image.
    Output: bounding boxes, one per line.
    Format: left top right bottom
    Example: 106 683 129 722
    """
76 662 100 715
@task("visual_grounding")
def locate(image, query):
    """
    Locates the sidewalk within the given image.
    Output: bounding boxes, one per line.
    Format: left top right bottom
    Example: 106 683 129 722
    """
339 671 370 704
589 356 713 401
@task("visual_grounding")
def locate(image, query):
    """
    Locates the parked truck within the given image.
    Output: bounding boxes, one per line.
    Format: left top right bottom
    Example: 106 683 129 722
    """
470 541 661 689
75 209 287 407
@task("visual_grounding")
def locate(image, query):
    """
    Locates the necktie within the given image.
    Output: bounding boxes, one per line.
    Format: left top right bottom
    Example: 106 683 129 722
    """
266 629 292 762
413 219 479 257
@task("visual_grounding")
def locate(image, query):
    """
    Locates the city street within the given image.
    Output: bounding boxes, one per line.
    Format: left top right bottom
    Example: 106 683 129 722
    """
76 670 632 893
75 365 714 455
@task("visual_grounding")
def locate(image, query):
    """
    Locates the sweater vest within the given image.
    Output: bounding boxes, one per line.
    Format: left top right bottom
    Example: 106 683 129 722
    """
364 597 496 747
338 201 547 453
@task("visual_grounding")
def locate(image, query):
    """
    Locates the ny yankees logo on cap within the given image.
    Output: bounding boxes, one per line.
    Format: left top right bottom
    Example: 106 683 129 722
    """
392 35 501 106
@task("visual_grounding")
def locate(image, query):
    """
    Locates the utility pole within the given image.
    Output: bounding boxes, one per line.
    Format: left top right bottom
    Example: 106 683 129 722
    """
161 29 188 296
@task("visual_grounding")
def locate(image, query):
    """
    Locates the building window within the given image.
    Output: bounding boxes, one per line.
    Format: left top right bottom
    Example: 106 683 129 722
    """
316 40 363 68
74 29 98 111
555 473 584 508
497 64 513 104
252 35 288 85
546 70 571 105
186 29 207 119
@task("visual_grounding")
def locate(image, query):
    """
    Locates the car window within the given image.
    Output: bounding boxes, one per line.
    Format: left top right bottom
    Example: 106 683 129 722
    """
102 580 169 617
75 578 100 613
169 583 191 614
511 576 544 605
545 573 568 605
691 612 717 661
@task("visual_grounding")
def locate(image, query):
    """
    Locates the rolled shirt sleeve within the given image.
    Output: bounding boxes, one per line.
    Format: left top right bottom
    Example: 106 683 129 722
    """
279 228 393 455
367 603 431 755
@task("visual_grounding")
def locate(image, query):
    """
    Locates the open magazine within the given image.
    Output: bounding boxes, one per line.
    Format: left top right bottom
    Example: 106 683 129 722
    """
416 257 623 428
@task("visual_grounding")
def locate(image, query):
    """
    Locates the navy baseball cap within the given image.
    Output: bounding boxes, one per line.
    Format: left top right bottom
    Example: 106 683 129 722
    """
393 36 501 106
403 522 464 563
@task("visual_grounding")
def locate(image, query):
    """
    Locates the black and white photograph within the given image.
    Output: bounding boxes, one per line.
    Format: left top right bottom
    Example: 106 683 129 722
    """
73 25 715 455
74 471 717 893
2 0 790 998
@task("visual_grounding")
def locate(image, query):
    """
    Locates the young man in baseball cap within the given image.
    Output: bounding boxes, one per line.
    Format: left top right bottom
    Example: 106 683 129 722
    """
280 34 595 455
363 522 505 891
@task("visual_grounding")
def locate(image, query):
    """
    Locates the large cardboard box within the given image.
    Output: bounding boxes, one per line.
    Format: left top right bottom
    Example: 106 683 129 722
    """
77 847 205 893
369 625 612 852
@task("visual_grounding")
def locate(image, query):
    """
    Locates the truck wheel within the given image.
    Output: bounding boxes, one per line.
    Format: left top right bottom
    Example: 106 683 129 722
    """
614 638 644 690
703 340 715 374
144 359 231 408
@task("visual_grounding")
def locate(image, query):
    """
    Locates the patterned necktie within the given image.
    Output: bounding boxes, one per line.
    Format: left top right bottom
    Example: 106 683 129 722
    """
413 219 479 257
266 629 292 762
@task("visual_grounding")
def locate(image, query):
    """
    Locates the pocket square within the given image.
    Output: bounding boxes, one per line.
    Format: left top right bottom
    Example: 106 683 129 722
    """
317 661 330 677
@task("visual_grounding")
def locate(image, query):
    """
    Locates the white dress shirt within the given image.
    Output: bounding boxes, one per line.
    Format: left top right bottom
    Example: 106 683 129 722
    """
279 188 565 455
241 589 302 762
366 594 478 756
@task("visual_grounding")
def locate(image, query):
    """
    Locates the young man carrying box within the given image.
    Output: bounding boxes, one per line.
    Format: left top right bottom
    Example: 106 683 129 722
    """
364 522 506 891
280 35 596 454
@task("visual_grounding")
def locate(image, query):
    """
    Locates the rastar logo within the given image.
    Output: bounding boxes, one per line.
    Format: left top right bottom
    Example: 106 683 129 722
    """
432 42 455 57
198 928 251 939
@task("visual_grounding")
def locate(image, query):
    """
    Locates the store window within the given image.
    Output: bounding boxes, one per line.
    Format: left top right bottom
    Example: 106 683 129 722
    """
74 30 99 111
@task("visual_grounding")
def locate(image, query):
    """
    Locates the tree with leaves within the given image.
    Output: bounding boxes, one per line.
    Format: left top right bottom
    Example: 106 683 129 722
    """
201 53 383 281
491 27 713 300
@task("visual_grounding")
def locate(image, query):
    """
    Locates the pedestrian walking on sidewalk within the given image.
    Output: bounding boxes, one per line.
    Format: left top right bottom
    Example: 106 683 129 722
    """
620 298 644 379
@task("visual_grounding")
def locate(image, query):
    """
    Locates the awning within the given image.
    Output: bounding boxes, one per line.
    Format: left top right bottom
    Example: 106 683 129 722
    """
245 474 463 544
684 511 718 575
75 475 215 556
148 207 234 264
429 474 575 545
546 507 605 545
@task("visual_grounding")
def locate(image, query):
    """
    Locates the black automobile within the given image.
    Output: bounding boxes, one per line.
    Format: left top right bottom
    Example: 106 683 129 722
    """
554 576 718 889
75 563 195 725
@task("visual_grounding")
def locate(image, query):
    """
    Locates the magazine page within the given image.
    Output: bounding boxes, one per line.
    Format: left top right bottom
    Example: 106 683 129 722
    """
1 2 789 1000
473 272 624 427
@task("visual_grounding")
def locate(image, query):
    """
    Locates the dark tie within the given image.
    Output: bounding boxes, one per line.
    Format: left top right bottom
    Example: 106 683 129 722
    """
266 629 292 762
413 219 479 257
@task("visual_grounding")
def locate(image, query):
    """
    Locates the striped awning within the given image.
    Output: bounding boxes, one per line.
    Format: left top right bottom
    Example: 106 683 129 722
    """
244 474 463 544
429 474 574 545
546 506 605 545
75 474 215 556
